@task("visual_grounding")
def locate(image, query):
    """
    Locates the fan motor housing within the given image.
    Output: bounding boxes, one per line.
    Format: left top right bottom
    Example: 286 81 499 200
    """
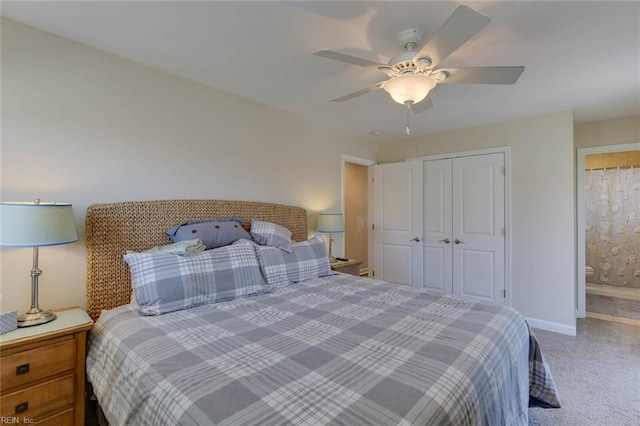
387 29 432 75
397 28 424 51
386 52 433 76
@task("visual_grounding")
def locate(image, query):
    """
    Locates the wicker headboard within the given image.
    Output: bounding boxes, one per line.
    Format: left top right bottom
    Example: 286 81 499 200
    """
86 199 307 321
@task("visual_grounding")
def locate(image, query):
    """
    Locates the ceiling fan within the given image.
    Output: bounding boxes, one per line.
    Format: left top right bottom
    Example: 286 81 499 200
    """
314 5 525 134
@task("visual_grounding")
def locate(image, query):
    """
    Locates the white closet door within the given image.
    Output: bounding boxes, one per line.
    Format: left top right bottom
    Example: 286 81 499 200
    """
372 161 423 287
452 153 505 303
423 159 453 293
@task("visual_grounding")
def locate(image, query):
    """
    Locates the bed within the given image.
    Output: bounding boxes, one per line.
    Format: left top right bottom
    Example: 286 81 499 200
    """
85 199 560 425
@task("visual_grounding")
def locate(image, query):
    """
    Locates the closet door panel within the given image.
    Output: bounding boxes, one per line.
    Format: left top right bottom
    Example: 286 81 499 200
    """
423 159 453 293
382 244 414 285
372 162 423 287
452 153 505 303
454 156 498 238
458 249 496 301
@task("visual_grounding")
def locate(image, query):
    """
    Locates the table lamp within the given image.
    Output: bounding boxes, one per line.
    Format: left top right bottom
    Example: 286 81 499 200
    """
0 199 78 327
316 212 344 262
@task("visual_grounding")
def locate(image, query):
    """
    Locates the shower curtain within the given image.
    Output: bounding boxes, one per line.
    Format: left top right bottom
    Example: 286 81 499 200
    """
585 168 640 288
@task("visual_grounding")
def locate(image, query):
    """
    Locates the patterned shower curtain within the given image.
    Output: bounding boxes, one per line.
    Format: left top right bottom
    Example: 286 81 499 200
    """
585 168 640 288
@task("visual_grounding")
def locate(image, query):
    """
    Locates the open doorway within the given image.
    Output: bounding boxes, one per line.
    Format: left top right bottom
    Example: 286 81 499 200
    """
577 142 640 323
342 155 376 276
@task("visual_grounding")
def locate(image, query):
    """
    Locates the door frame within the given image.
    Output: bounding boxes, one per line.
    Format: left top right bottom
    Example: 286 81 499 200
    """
341 154 377 275
406 146 512 305
576 142 640 318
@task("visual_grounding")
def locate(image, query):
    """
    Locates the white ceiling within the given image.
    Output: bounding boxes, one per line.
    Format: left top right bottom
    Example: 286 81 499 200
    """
2 1 639 141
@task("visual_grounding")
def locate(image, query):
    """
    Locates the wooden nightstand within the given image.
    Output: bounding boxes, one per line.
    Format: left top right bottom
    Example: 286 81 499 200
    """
0 307 93 425
330 259 363 276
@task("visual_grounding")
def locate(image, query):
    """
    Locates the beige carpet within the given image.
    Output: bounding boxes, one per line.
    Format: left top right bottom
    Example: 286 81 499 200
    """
528 317 640 425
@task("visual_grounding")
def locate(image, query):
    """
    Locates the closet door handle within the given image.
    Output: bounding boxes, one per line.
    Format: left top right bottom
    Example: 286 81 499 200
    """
410 237 421 242
454 239 465 244
439 238 450 244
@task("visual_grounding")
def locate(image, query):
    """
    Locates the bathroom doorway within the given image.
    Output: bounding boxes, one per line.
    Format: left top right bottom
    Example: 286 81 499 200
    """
577 143 640 324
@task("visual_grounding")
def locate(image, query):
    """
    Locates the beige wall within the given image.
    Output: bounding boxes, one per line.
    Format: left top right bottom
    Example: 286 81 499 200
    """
344 162 368 271
377 111 576 333
0 19 377 313
575 115 640 148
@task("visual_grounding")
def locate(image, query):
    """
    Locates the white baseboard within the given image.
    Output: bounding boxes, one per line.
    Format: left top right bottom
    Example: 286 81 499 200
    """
526 317 576 336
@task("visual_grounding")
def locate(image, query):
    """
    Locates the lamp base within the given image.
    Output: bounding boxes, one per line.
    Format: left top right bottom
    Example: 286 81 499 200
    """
17 309 56 328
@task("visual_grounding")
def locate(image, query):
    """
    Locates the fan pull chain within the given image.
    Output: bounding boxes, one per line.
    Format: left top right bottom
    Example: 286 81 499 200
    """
405 102 412 135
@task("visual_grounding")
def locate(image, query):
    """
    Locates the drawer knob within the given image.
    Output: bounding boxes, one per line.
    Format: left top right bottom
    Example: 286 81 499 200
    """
15 401 28 414
16 363 30 375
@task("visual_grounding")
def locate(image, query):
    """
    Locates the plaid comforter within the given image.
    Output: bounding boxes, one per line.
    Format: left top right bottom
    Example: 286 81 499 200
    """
87 274 559 425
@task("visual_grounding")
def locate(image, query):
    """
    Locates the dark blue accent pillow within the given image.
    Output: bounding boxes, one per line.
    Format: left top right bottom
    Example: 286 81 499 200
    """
167 217 251 249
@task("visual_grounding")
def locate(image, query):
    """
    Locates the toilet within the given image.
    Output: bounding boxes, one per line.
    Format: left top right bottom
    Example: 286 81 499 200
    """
586 265 594 280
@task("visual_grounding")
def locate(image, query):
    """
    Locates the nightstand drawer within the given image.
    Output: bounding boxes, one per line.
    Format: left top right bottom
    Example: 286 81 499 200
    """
0 374 74 419
1 337 75 391
330 259 363 276
334 264 360 276
38 408 74 425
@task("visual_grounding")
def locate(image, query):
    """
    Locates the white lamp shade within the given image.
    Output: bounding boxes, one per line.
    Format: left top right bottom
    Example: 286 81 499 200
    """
317 213 345 233
383 74 437 104
0 202 78 247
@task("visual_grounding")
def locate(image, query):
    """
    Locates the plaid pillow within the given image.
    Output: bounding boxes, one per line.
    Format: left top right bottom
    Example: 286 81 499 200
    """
124 240 269 315
250 219 293 253
254 233 331 288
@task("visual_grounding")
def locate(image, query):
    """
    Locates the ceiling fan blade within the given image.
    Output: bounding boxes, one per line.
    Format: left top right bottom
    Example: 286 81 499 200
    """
413 5 491 68
437 66 525 84
330 82 385 102
314 49 387 71
411 96 434 114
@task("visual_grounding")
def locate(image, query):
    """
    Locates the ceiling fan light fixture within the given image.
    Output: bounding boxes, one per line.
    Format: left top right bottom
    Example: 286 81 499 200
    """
383 74 436 105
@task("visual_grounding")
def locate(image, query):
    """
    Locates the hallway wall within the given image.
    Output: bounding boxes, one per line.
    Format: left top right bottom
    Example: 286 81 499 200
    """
344 162 369 273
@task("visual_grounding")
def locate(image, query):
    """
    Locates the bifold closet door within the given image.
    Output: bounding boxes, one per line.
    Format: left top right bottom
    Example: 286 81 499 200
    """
423 159 453 293
423 153 505 304
452 153 505 303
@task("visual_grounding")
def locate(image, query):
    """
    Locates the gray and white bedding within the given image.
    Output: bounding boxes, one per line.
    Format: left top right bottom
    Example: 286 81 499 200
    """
87 273 559 425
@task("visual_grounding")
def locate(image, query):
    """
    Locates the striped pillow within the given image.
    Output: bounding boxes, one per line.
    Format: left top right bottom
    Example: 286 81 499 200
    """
250 220 293 253
124 239 269 315
254 233 331 288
